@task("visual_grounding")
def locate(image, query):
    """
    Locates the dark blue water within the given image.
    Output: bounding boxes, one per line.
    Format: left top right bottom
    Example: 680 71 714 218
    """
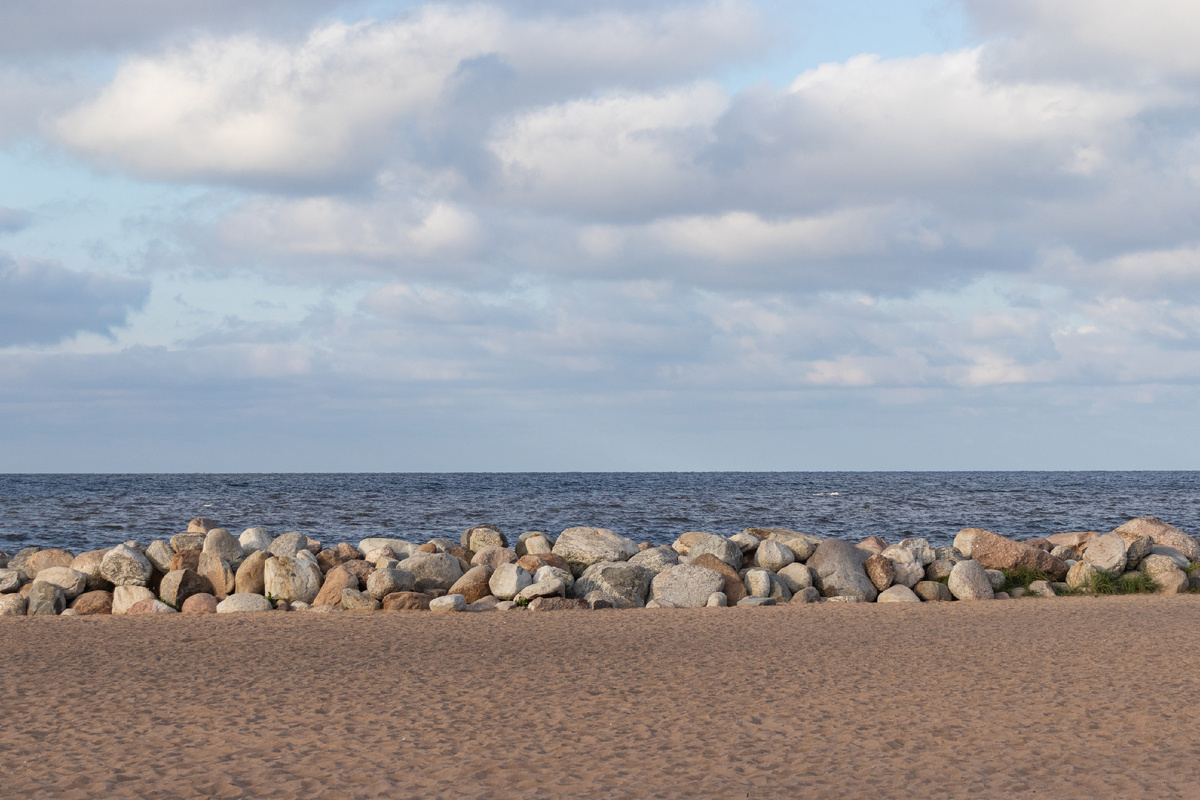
2 472 1199 555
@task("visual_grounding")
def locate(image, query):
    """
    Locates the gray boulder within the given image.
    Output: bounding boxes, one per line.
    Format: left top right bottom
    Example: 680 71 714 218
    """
100 544 153 587
341 588 381 611
552 527 640 576
1083 532 1127 576
984 569 1006 591
32 567 88 601
792 586 822 603
112 585 155 614
807 540 878 601
430 594 467 612
158 569 210 608
203 529 243 567
359 537 419 558
489 563 533 600
70 549 111 591
573 561 653 608
170 532 205 553
755 540 795 572
776 562 814 593
398 552 465 594
462 524 507 551
737 596 777 607
914 581 953 601
534 565 574 593
515 532 554 557
877 584 922 603
649 564 724 608
366 568 416 600
27 581 66 615
515 578 567 602
1113 516 1200 562
0 594 26 615
239 527 272 556
745 568 774 598
896 538 937 566
216 593 274 613
629 546 681 575
879 544 924 588
707 592 728 607
145 540 175 574
1066 561 1099 590
947 560 994 600
763 529 821 561
0 568 24 593
268 531 309 559
686 534 743 570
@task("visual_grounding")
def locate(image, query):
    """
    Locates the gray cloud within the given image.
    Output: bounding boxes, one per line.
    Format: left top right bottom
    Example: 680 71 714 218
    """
0 207 32 234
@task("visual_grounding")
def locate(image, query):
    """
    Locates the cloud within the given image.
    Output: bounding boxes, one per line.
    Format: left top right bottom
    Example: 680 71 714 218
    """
0 207 32 234
0 254 149 346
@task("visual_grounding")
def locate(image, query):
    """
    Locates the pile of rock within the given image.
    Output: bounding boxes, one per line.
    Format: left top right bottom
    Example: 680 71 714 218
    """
0 516 1195 617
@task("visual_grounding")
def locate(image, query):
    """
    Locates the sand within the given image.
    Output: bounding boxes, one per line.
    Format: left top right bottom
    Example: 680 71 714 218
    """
3 596 1200 799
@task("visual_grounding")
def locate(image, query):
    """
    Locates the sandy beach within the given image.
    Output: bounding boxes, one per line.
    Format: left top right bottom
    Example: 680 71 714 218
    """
2 596 1199 799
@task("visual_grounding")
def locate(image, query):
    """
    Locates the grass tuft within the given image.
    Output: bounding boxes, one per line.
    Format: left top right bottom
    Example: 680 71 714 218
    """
999 567 1049 594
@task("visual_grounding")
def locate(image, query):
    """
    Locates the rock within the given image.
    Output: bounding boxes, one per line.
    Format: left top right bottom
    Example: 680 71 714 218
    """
1139 554 1181 579
263 555 322 604
368 568 418 600
358 538 418 558
794 586 824 603
170 550 201 572
807 540 878 601
24 548 75 579
1066 561 1099 590
216 593 274 613
777 562 815 593
430 594 467 612
100 544 153 587
181 593 218 614
197 553 236 599
0 594 27 615
66 589 111 615
877 584 921 603
203 529 243 567
466 596 499 612
489 563 533 600
515 533 554 557
143 540 175 574
8 546 40 574
1155 569 1190 594
239 527 272 556
1083 532 1127 576
897 538 937 566
1113 517 1200 562
1149 544 1190 569
864 554 895 592
127 598 178 614
158 569 211 608
32 567 88 600
1125 536 1153 570
552 527 640 576
0 568 23 593
187 517 219 533
534 565 574 593
764 530 821 561
268 532 309 559
648 564 724 608
462 524 507 551
689 553 749 604
312 565 358 607
755 540 795 572
112 585 155 614
316 548 344 573
645 599 675 608
397 552 465 594
515 579 566 603
527 596 586 611
685 534 743 570
235 550 270 596
516 553 571 576
573 562 653 608
880 545 926 589
336 542 361 561
1028 580 1057 598
925 560 957 581
471 546 518 570
0 551 6 568
340 559 374 587
1046 531 1098 556
341 588 381 611
729 532 760 554
914 581 953 602
364 546 398 563
671 531 711 556
170 532 206 552
1049 545 1075 561
947 560 994 600
993 591 1011 600
447 565 494 604
736 596 777 607
68 549 111 592
381 591 433 611
1011 587 1028 598
856 536 888 555
629 546 681 575
745 569 774 598
707 592 728 607
953 528 1067 581
984 570 1005 591
583 591 614 609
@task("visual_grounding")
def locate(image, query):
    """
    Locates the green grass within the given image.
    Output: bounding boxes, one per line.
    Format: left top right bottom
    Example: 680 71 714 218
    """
1068 570 1159 595
998 567 1049 594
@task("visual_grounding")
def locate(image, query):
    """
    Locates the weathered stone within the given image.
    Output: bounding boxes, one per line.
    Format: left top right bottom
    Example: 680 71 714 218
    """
737 596 777 607
807 540 878 601
878 545 926 589
1113 517 1200 562
171 532 206 553
234 550 269 596
0 594 27 615
690 553 749 604
763 530 822 561
671 531 711 556
127 598 178 614
1046 531 1098 556
341 588 381 611
462 524 507 551
158 569 211 608
339 559 374 587
629 546 681 575
729 532 760 554
1140 554 1182 579
1011 587 1028 598
100 544 153 587
1149 544 1190 569
925 559 956 581
187 517 219 534
0 568 23 593
1025 538 1053 552
263 555 322 604
685 534 743 571
471 546 518 570
552 527 640 576
533 565 574 594
368 568 417 600
197 553 236 600
397 552 464 594
466 595 499 612
364 546 398 563
238 527 272 556
170 550 201 572
26 581 65 615
1049 545 1076 561
33 567 88 600
648 564 724 608
1083 532 1127 576
745 568 774 598
793 586 822 603
488 563 533 600
529 596 588 611
216 593 274 613
754 540 795 572
573 561 653 608
953 528 1067 581
430 594 466 612
984 570 1005 591
914 581 953 602
1155 569 1189 594
776 562 814 593
516 553 571 576
181 593 218 614
203 529 243 567
515 578 566 602
1028 580 1057 598
1065 561 1098 590
878 584 921 603
707 592 728 607
381 591 432 611
8 546 40 574
111 585 155 614
24 548 75 579
143 540 174 574
515 533 554 557
358 538 418 558
864 554 895 592
311 565 357 607
66 590 111 614
1124 535 1153 570
268 531 309 559
947 560 994 600
856 536 888 555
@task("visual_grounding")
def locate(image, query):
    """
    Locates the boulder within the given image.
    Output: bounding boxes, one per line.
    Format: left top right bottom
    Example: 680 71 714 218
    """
340 559 375 587
462 524 507 551
534 565 574 593
925 560 956 581
776 562 814 593
864 554 895 592
629 546 681 575
745 569 774 598
947 560 994 600
203 529 243 567
952 528 1067 581
1050 545 1076 561
216 593 274 613
807 540 878 601
1125 536 1153 570
235 550 270 596
706 592 728 607
763 530 821 561
515 533 554 557
690 554 749 604
170 532 206 553
181 593 219 614
754 540 795 572
1028 580 1057 598
368 568 418 600
516 553 571 576
0 568 23 593
729 533 760 554
341 588 381 611
471 546 518 570
984 570 1006 591
1113 517 1200 562
263 555 322 604
553 527 640 576
446 566 492 604
358 538 418 558
529 597 588 611
127 599 178 614
239 527 272 556
1046 531 1098 556
268 532 309 559
158 569 211 608
8 546 40 574
685 534 743 570
671 531 711 555
515 578 567 603
100 544 153 587
112 585 155 614
466 596 499 612
573 562 653 608
33 567 88 601
737 596 777 607
397 552 464 594
197 553 236 599
792 586 822 603
897 538 937 566
170 550 201 572
312 565 358 607
877 585 921 603
24 548 75 579
1083 532 1128 577
489 563 534 601
145 540 175 574
26 581 66 615
0 594 28 615
70 549 112 591
1139 554 1181 579
648 564 724 608
430 594 467 612
187 517 219 533
1154 569 1189 594
914 581 953 602
880 544 924 588
856 536 888 555
381 591 433 611
1149 544 1189 569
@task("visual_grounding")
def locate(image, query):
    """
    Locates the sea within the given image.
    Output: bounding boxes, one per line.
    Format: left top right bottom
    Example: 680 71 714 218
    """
2 471 1199 555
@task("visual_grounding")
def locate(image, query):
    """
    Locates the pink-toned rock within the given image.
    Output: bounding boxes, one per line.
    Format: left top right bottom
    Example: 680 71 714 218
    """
1046 531 1099 556
24 548 75 579
70 590 113 615
1025 538 1053 552
448 565 494 604
181 593 219 614
187 517 219 533
856 536 888 555
235 550 269 595
1113 517 1200 562
126 598 178 614
516 553 571 575
197 553 236 600
954 528 1068 581
671 532 710 556
312 565 358 608
689 554 749 604
381 591 432 611
340 559 374 587
471 547 518 570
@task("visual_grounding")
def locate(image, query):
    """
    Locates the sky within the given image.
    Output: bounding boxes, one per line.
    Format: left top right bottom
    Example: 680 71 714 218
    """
2 0 1200 472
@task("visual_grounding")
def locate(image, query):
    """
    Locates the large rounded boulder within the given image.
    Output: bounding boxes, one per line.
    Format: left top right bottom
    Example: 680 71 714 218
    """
649 564 724 608
806 540 877 601
552 527 639 577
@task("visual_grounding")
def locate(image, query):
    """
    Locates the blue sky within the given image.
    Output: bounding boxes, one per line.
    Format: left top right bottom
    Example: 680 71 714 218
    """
2 0 1200 471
